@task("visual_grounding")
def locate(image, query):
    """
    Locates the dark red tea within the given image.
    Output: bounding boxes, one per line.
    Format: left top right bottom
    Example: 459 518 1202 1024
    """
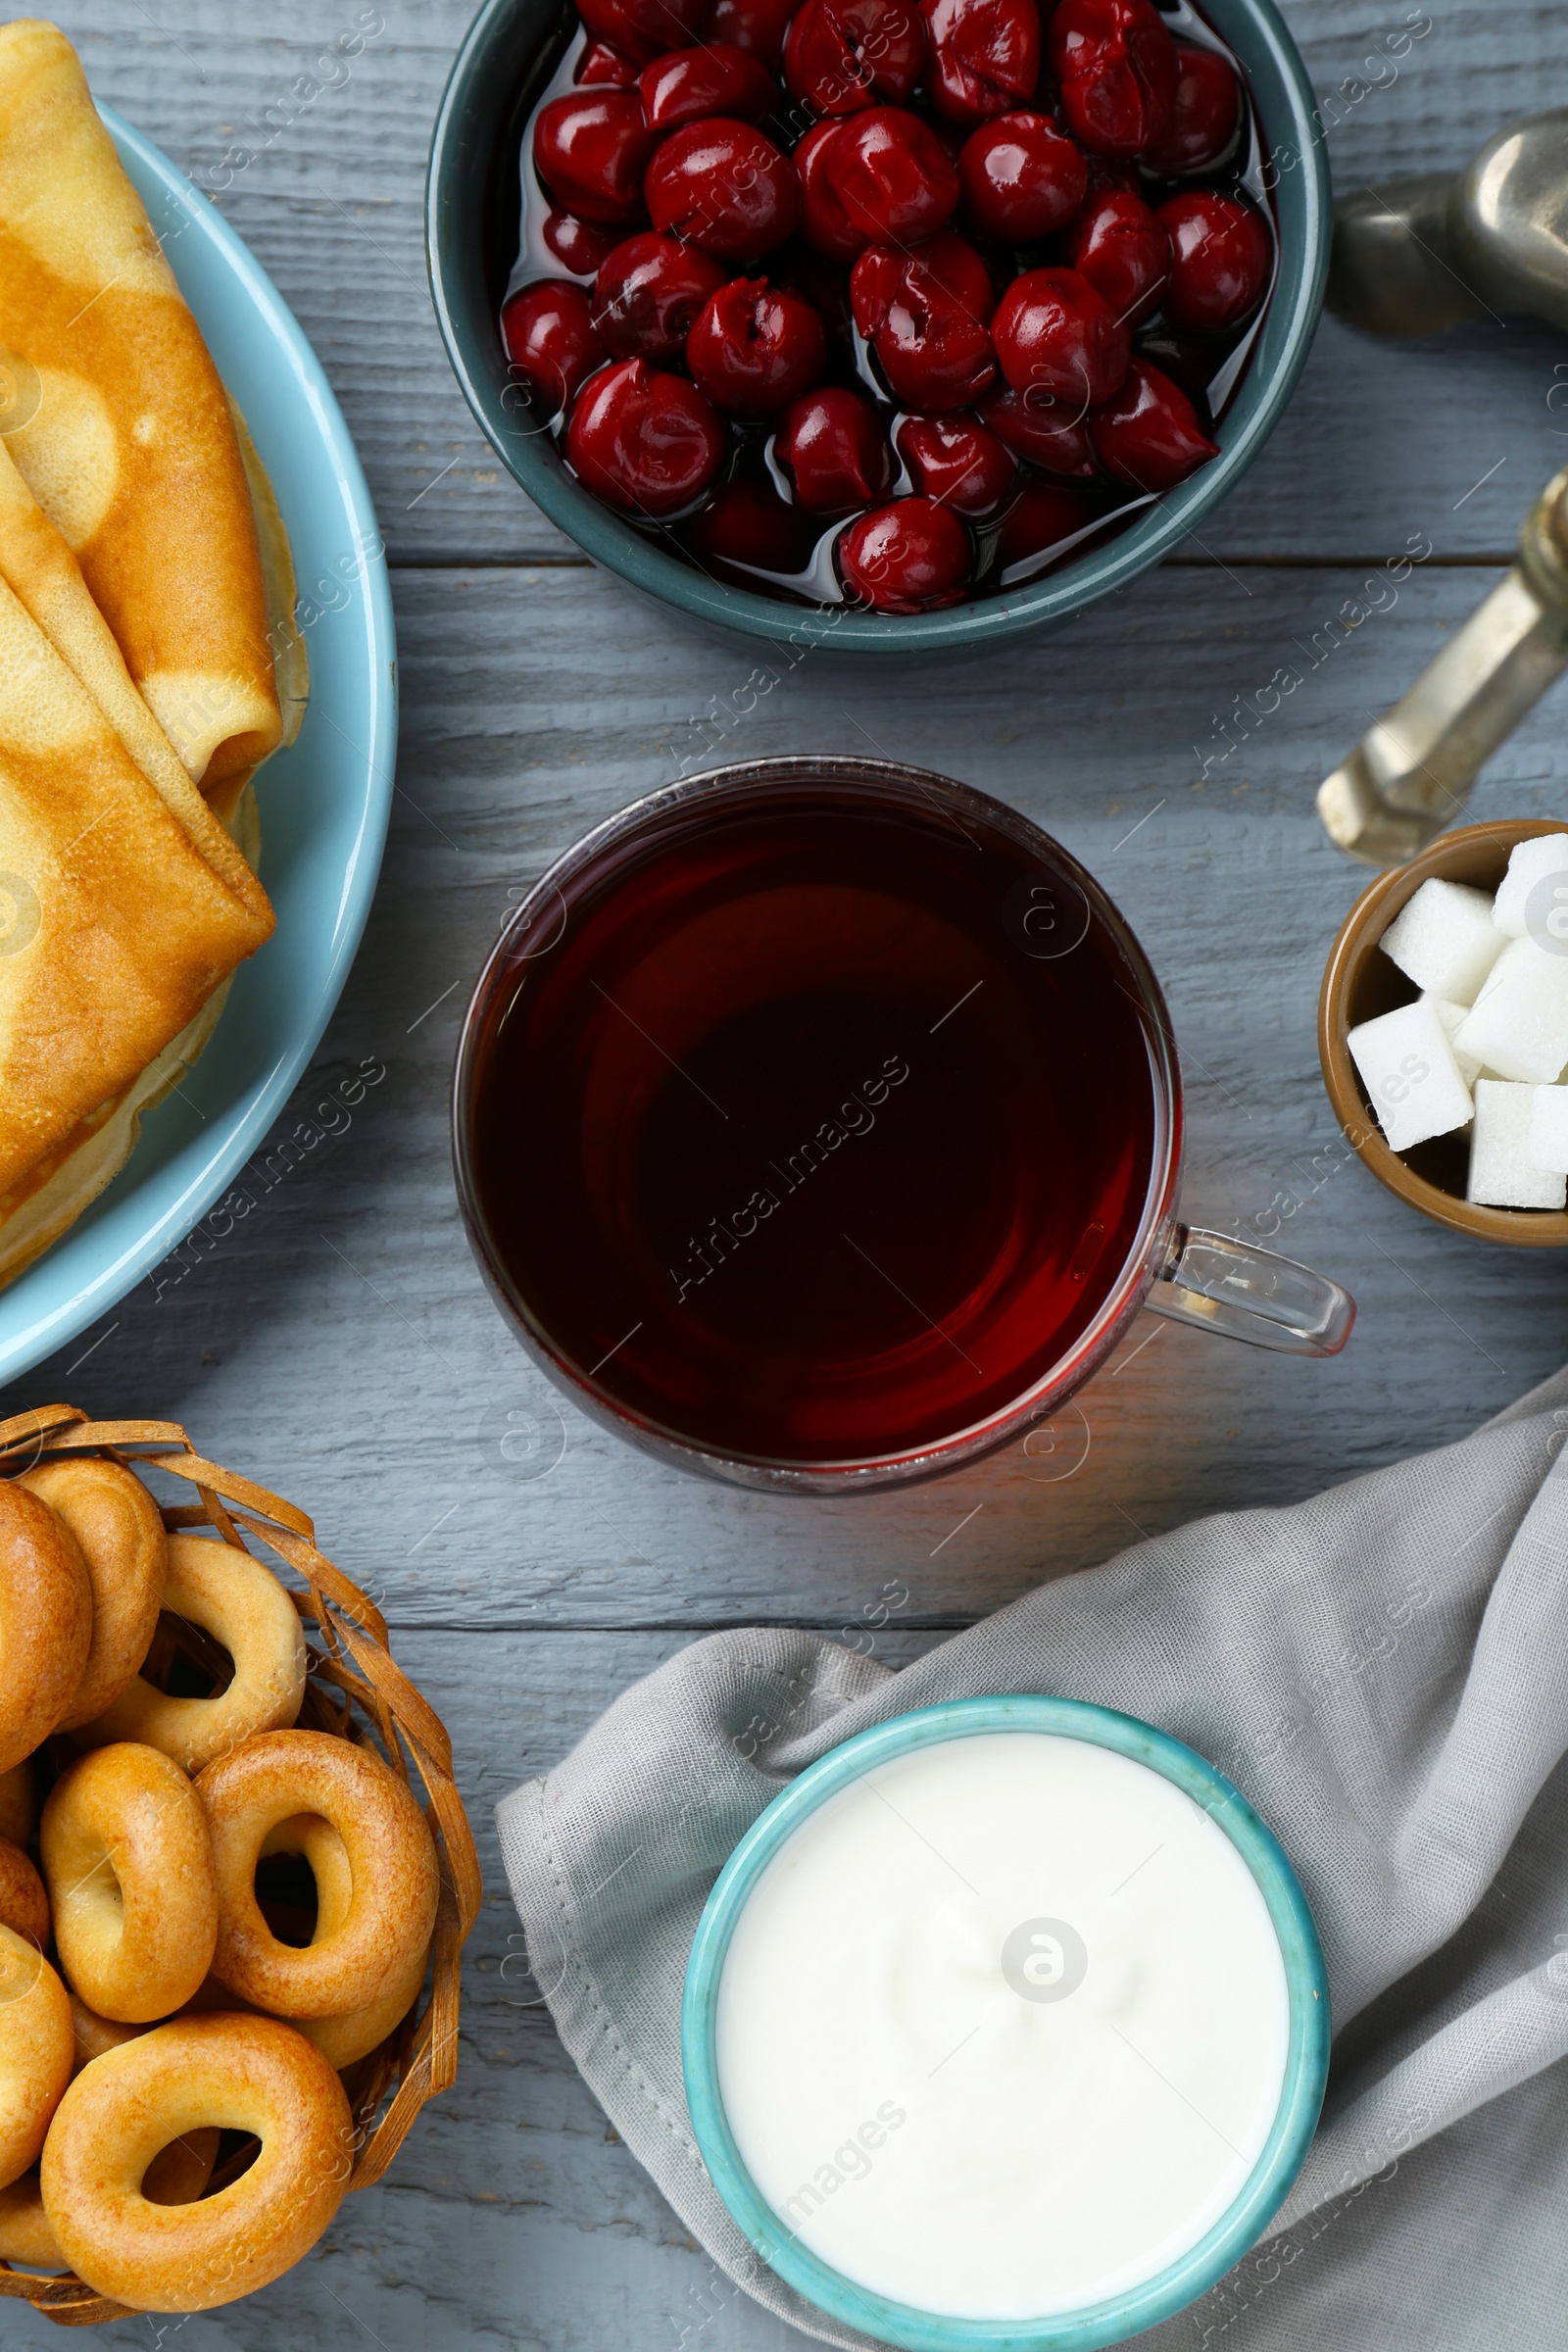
463 772 1165 1467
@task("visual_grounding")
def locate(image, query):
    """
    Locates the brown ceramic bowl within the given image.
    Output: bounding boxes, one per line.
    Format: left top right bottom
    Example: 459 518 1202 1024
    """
1320 817 1568 1248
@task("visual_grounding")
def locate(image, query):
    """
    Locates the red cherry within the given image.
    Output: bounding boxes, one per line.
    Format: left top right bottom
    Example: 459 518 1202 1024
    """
543 211 626 274
840 496 972 610
646 120 801 259
823 106 960 244
783 0 927 116
639 42 780 128
896 412 1017 513
576 0 708 67
1089 356 1217 489
858 226 995 322
923 0 1042 124
534 91 660 226
592 230 729 361
977 382 1100 473
576 39 641 84
687 278 828 416
795 120 868 260
684 473 817 574
566 357 728 515
991 266 1128 408
1046 0 1177 157
704 0 797 64
957 112 1086 241
852 233 996 410
1157 190 1271 331
995 478 1107 570
776 384 894 512
1063 187 1170 326
1140 42 1243 175
501 279 608 416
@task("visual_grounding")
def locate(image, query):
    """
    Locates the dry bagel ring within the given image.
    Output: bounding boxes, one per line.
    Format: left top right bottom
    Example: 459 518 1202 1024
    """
66 1995 220 2206
0 1835 46 1949
246 1806 432 2065
0 2132 220 2275
197 1731 440 2019
139 2126 221 2208
0 1761 34 1848
0 2168 66 2269
74 1534 305 1774
70 1989 142 2069
65 1996 220 2200
41 1743 218 2023
20 1457 167 1729
0 1925 72 2191
296 1923 432 2070
0 2021 219 2273
0 1482 91 1775
67 1994 222 2211
260 1809 355 1940
40 2013 353 2312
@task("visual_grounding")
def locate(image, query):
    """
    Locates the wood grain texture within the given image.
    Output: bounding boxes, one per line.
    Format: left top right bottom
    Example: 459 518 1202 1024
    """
6 3 1568 2345
10 561 1560 1637
43 0 1568 565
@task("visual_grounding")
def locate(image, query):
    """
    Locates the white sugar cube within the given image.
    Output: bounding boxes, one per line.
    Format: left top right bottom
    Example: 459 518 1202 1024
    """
1527 1086 1568 1176
1452 937 1568 1084
1469 1079 1568 1208
1379 878 1508 1004
1348 999 1474 1152
1494 832 1568 939
1423 994 1485 1085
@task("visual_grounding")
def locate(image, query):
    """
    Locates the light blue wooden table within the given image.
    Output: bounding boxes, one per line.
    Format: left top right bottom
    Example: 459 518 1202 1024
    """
8 2 1568 2343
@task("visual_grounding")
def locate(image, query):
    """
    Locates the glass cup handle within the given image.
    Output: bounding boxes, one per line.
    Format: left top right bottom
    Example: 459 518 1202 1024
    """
1148 1224 1356 1356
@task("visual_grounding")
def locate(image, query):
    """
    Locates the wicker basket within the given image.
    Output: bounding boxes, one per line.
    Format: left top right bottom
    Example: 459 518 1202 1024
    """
0 1405 482 2328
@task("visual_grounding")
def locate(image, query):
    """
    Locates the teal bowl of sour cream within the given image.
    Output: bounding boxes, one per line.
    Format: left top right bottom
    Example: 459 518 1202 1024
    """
682 1695 1328 2351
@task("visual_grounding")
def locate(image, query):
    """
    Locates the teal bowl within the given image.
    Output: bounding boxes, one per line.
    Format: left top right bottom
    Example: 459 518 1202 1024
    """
0 109 395 1388
426 0 1329 655
683 1695 1330 2351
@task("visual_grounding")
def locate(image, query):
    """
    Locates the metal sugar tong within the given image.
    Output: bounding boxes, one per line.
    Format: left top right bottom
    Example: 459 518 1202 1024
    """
1315 109 1568 864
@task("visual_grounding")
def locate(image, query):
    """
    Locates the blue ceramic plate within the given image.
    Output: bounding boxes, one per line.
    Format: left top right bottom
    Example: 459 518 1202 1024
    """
684 1696 1330 2352
0 108 396 1387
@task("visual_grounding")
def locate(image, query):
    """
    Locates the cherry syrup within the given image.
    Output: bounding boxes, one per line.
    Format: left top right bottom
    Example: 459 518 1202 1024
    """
466 773 1164 1467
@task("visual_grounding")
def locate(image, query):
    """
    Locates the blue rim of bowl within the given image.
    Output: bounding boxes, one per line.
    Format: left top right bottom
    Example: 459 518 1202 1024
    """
683 1695 1330 2352
425 0 1330 653
0 107 397 1386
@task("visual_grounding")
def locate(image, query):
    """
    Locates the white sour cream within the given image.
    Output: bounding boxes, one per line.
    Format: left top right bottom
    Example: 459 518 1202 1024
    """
714 1731 1292 2322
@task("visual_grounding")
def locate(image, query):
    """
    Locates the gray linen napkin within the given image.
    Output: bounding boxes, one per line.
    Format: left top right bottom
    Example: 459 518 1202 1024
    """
499 1365 1568 2351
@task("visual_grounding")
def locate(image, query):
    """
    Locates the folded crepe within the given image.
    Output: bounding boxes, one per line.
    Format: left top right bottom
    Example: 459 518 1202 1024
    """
0 563 272 1259
0 19 287 791
0 436 272 1280
0 982 234 1287
0 434 270 921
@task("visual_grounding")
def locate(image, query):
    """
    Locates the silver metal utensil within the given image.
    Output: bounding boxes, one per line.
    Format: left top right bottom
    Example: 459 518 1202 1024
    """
1318 110 1568 862
1317 466 1568 864
1327 107 1568 337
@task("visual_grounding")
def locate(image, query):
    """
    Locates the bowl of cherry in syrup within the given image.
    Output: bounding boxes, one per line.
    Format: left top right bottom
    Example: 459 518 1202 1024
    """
427 0 1326 653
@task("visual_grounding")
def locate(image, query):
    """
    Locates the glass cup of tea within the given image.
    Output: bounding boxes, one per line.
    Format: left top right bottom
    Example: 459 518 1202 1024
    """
453 760 1353 1493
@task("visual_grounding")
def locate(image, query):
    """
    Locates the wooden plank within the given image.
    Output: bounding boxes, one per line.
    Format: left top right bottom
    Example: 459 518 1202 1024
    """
4 11 1561 2351
45 0 1568 565
12 559 1563 1633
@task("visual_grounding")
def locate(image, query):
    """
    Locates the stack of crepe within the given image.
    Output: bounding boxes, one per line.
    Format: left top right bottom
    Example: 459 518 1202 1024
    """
0 19 308 1287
